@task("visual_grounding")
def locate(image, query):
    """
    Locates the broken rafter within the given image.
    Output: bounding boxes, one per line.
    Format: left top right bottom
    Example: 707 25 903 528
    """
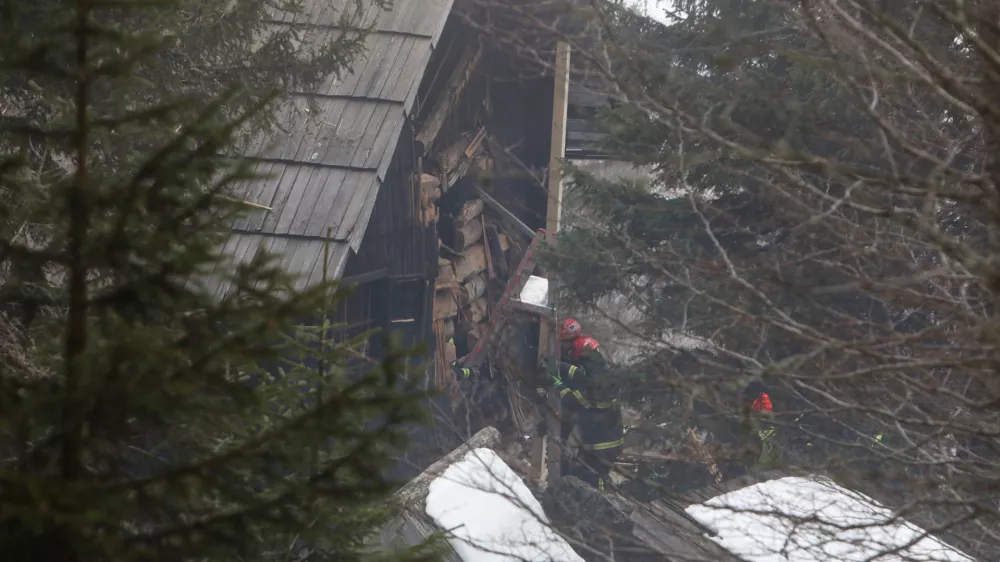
416 44 484 151
214 193 272 211
473 187 533 239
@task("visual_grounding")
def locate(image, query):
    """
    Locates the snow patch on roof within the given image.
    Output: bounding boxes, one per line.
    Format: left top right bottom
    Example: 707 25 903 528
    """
425 448 585 562
685 476 973 562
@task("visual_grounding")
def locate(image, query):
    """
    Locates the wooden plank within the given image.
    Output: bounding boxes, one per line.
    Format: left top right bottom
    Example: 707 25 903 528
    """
390 426 501 509
539 41 571 488
375 425 500 562
415 44 484 150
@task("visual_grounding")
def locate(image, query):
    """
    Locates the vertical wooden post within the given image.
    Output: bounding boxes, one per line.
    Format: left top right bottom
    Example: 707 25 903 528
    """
531 41 571 488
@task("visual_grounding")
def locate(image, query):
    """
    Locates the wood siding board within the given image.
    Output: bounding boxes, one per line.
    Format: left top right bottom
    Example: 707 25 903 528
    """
253 163 302 232
224 0 451 288
305 240 352 287
428 0 456 45
376 112 407 180
300 0 351 27
267 165 318 234
268 97 311 160
282 239 319 291
230 161 273 231
320 101 377 166
399 47 433 111
254 235 290 291
362 35 408 99
350 103 394 169
333 173 379 244
342 102 390 168
285 167 344 235
343 176 382 250
352 34 396 98
328 34 375 96
385 38 428 104
374 37 419 101
302 168 353 237
292 98 346 163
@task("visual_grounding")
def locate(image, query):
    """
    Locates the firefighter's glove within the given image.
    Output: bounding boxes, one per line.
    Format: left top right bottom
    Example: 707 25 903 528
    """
451 361 474 380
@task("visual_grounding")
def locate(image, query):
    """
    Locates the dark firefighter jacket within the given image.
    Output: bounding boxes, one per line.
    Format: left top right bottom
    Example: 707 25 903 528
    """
544 350 623 452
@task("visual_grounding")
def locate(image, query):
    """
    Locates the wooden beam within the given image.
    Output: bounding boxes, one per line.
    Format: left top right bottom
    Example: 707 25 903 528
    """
536 41 571 489
474 186 534 239
390 426 501 509
416 45 484 151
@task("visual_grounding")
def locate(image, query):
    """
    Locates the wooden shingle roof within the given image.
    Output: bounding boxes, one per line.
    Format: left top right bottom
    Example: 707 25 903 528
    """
208 0 455 297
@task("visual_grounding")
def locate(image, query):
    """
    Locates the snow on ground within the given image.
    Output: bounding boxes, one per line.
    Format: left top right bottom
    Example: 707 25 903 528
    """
425 448 585 562
685 476 974 562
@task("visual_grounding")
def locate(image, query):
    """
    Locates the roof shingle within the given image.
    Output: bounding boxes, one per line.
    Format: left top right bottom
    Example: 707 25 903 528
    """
207 0 454 296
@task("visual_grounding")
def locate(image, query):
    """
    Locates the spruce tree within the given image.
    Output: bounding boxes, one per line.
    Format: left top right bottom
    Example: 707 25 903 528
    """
541 0 1000 555
0 1 438 561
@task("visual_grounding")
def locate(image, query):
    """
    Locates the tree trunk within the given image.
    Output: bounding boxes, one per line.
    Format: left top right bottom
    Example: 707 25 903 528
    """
456 198 485 225
455 220 484 248
454 244 487 281
433 291 458 321
466 296 488 323
460 273 488 305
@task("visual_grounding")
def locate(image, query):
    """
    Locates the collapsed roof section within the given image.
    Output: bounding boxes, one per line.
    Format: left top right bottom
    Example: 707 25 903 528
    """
206 0 454 297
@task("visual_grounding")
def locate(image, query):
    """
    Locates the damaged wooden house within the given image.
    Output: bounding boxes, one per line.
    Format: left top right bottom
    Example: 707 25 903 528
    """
202 0 595 400
201 0 642 478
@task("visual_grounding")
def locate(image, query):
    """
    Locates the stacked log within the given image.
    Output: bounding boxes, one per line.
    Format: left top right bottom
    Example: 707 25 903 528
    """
454 244 487 281
460 273 488 305
424 140 501 388
419 174 441 226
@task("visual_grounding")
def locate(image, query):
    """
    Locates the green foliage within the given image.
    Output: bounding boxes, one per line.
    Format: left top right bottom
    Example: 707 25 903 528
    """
0 1 437 561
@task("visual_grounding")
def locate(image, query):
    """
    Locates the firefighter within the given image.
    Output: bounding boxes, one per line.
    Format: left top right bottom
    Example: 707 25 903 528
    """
537 318 624 492
742 381 779 468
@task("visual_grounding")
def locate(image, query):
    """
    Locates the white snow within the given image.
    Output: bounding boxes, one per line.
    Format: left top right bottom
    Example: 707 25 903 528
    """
685 476 974 562
425 448 584 562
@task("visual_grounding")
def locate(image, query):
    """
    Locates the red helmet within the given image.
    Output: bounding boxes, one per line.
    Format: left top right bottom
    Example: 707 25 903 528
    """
559 318 582 340
570 336 600 359
750 393 773 413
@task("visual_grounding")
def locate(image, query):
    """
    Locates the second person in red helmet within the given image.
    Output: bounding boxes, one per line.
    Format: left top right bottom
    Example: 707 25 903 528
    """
537 318 624 492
